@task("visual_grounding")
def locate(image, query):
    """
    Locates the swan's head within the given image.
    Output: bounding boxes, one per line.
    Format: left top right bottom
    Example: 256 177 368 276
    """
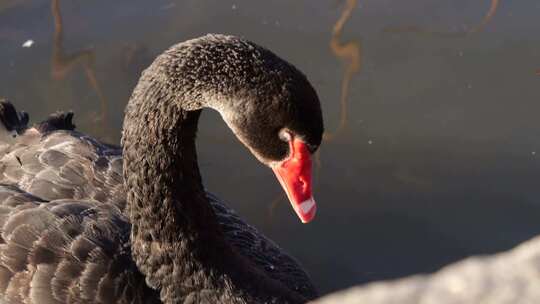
0 100 29 144
145 34 324 223
222 82 323 224
198 35 324 223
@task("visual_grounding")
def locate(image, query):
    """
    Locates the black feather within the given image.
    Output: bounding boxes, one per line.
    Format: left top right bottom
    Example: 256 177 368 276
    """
36 111 76 133
0 99 29 134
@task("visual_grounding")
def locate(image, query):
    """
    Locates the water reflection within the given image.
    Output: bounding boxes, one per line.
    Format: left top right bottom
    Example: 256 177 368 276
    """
51 0 108 137
317 0 361 175
324 0 361 141
384 0 499 37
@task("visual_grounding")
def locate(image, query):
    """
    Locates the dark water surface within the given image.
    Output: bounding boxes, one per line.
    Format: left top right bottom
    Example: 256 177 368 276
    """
1 0 540 294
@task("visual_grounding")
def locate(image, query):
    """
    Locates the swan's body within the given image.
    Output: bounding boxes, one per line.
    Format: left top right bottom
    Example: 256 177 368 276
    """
0 130 313 303
0 34 323 303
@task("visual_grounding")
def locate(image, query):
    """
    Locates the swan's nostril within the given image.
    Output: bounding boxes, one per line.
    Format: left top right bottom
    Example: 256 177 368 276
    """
298 178 307 190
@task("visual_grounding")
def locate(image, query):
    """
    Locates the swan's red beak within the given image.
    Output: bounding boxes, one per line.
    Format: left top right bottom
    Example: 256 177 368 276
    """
272 138 316 223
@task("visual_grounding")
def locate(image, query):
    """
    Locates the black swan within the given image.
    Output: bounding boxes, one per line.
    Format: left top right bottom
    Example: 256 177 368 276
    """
0 34 323 303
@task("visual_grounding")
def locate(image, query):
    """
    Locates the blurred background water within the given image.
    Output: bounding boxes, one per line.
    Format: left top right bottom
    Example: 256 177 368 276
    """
1 0 540 295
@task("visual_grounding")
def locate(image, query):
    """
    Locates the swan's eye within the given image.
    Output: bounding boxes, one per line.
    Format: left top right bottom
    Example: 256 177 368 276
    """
299 179 307 190
278 129 292 142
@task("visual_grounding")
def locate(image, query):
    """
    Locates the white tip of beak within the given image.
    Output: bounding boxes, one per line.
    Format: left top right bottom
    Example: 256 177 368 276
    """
297 197 317 224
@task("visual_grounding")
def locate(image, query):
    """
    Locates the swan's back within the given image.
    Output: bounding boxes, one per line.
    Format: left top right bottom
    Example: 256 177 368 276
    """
0 129 126 210
0 185 160 303
0 107 160 303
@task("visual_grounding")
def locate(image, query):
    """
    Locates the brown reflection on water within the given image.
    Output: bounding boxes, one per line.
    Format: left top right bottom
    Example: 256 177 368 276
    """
317 0 361 177
469 0 499 33
324 0 361 141
51 0 108 136
384 0 499 37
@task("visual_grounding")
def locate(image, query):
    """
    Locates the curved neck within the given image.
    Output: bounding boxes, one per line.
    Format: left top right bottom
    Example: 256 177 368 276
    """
122 56 306 304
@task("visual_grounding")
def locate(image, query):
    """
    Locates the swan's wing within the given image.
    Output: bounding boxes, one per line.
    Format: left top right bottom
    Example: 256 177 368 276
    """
0 184 159 304
207 192 319 300
0 130 126 211
0 102 125 210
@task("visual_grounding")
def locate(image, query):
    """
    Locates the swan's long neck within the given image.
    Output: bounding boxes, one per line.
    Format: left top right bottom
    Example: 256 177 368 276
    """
122 45 305 304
